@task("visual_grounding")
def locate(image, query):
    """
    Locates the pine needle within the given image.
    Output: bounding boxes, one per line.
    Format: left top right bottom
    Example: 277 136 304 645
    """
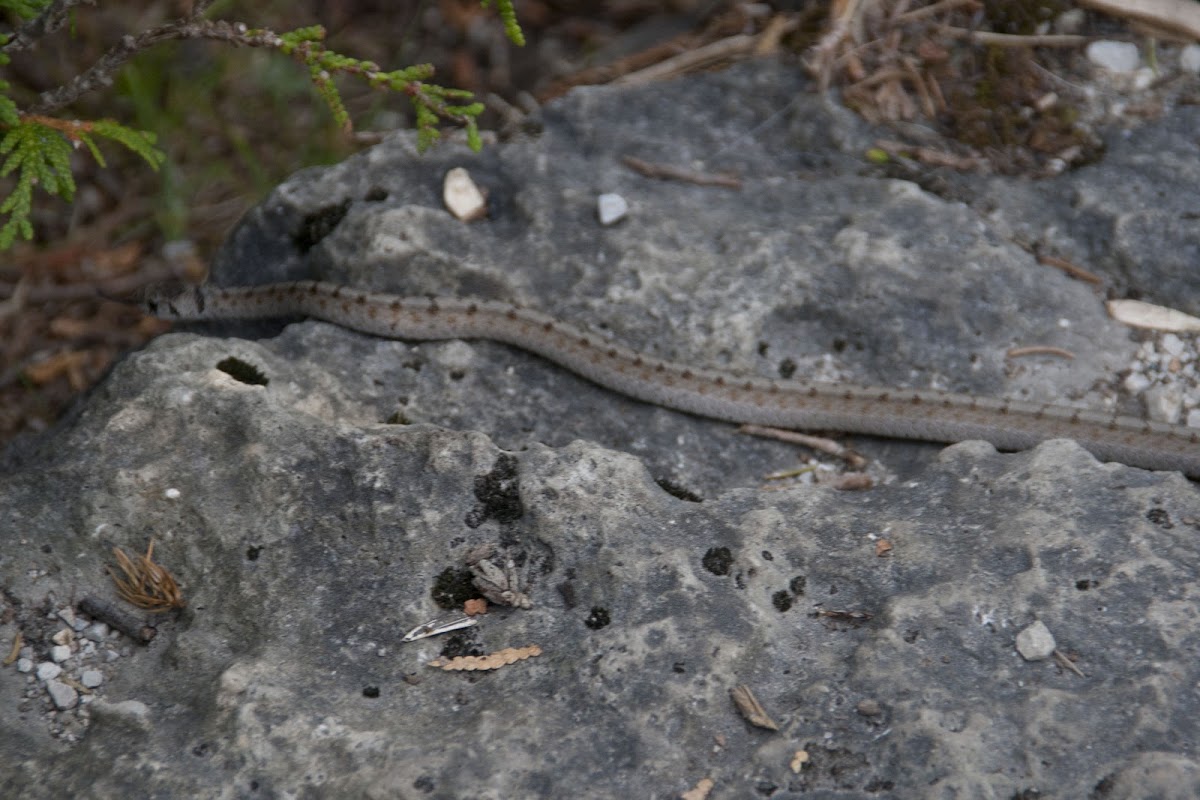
107 541 185 612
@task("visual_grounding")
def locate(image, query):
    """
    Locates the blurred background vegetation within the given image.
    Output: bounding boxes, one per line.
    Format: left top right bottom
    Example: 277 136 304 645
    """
0 1 804 444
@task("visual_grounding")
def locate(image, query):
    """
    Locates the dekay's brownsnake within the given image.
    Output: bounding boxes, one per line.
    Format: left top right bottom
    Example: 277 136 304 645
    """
145 281 1200 478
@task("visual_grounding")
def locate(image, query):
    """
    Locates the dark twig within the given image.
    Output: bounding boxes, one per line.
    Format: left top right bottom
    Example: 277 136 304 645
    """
2 0 97 55
78 595 157 644
30 19 281 114
0 265 181 302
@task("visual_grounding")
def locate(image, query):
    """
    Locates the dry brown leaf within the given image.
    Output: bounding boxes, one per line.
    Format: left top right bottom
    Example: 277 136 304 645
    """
2 630 21 665
108 541 186 612
875 539 893 557
680 776 715 800
428 644 542 671
730 684 780 731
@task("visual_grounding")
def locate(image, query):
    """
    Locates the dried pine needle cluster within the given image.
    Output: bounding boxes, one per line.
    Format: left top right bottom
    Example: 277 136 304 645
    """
107 541 185 612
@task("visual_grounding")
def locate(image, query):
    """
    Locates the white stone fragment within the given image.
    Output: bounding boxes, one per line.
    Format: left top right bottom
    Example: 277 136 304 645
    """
164 487 181 500
36 661 62 681
80 670 104 689
1124 372 1151 394
1107 300 1200 333
46 679 79 710
1145 386 1183 424
16 657 33 673
1188 408 1200 428
1131 68 1155 91
1054 8 1085 34
57 607 76 626
52 628 73 645
1181 44 1200 74
597 193 629 226
1087 41 1140 73
1015 620 1056 661
442 167 488 222
50 644 72 662
85 623 109 642
1161 334 1185 357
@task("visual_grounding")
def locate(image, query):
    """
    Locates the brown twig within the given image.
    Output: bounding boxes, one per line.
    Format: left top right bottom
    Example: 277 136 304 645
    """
1006 345 1076 360
1036 254 1104 285
1077 0 1200 41
740 423 868 469
621 156 742 189
611 34 759 87
893 0 981 25
0 266 182 302
873 138 984 170
938 27 1088 47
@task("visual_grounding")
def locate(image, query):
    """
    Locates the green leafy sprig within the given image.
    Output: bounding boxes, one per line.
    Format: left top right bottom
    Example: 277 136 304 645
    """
0 116 164 248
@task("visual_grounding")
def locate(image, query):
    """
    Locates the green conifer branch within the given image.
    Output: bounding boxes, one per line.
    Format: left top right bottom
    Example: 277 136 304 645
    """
481 0 525 46
0 2 524 248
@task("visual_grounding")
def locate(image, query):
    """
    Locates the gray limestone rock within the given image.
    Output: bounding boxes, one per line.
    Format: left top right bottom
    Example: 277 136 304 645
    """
2 60 1199 798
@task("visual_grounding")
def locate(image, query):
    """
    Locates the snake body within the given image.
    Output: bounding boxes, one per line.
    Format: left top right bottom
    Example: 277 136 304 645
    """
145 281 1200 478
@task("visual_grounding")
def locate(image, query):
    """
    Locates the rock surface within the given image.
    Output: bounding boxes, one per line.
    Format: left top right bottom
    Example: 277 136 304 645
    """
2 60 1200 798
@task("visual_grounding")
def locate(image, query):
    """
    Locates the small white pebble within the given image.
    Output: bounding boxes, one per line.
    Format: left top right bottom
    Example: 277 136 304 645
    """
1087 41 1140 73
36 662 62 681
443 167 488 222
50 645 72 663
80 670 104 689
1181 44 1200 74
1131 68 1155 91
46 680 78 710
597 193 629 226
164 487 181 500
51 628 73 646
1161 334 1185 357
84 623 109 642
1124 372 1152 394
16 658 33 673
1016 620 1056 661
57 607 76 626
1054 8 1085 34
1188 408 1200 428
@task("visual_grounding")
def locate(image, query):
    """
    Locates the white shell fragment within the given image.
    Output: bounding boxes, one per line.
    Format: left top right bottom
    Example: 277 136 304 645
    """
401 614 478 643
443 167 488 222
1015 620 1056 661
597 193 628 226
1106 299 1200 333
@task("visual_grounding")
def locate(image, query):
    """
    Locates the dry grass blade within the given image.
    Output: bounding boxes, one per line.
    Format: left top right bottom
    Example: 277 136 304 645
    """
108 541 186 612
